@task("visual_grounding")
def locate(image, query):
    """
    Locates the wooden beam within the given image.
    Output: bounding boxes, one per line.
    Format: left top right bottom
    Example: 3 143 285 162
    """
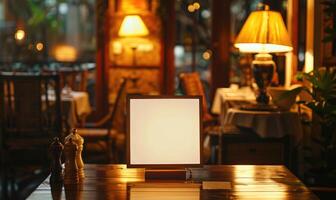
160 0 175 95
211 0 231 97
95 0 109 119
286 0 299 85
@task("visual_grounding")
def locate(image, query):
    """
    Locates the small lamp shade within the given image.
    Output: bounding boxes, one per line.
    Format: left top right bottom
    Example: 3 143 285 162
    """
234 9 293 53
118 15 149 37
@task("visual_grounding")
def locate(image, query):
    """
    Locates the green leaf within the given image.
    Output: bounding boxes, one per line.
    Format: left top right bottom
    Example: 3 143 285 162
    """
295 72 304 81
27 1 46 26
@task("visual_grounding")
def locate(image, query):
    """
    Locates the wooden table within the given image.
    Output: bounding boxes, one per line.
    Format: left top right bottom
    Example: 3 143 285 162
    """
27 164 318 199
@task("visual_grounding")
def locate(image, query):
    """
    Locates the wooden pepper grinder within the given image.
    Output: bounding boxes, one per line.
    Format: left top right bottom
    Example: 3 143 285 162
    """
64 138 79 185
65 128 85 180
49 137 64 183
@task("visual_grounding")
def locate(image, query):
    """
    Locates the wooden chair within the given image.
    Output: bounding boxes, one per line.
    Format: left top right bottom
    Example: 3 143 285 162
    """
44 67 89 91
77 78 128 163
179 72 213 122
59 67 89 91
179 72 240 163
0 73 62 199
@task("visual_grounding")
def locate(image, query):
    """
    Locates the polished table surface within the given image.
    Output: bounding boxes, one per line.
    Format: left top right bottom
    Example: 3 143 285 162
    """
28 164 318 200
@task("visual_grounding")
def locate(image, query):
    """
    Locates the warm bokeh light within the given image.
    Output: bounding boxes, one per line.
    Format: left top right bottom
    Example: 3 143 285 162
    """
112 41 123 54
187 4 195 12
118 15 149 37
54 44 77 62
14 29 25 41
202 50 211 60
36 42 44 51
193 2 201 10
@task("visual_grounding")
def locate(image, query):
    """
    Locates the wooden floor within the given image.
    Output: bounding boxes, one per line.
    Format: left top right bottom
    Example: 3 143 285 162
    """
27 164 319 200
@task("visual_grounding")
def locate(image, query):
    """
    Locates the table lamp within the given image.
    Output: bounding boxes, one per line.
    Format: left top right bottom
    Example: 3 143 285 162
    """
118 15 149 66
234 4 293 105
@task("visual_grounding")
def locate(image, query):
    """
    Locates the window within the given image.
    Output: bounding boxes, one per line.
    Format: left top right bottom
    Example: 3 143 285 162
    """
0 0 96 65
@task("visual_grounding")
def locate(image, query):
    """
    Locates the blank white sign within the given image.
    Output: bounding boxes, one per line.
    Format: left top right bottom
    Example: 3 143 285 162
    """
129 97 201 166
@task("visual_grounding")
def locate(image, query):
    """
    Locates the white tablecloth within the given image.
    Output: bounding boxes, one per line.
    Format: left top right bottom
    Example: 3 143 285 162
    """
61 91 91 128
211 87 256 115
223 108 302 143
48 91 91 128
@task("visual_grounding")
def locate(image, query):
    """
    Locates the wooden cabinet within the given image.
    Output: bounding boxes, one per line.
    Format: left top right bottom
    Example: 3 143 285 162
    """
220 130 290 166
224 142 286 164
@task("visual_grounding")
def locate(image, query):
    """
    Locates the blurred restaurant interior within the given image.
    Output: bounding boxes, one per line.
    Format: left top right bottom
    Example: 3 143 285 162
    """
0 0 336 199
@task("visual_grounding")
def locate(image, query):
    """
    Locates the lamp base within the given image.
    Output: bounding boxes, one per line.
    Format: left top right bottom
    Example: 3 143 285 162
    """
256 90 270 105
252 53 275 105
145 169 187 180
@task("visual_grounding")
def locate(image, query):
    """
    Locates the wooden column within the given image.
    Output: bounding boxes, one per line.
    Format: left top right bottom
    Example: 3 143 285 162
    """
160 0 175 95
211 0 231 97
287 0 299 85
95 0 109 119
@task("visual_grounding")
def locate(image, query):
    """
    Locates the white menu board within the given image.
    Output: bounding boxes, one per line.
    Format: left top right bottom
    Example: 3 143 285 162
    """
127 97 202 167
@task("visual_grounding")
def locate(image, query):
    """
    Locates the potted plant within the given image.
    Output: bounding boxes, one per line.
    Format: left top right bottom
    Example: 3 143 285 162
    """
284 68 336 186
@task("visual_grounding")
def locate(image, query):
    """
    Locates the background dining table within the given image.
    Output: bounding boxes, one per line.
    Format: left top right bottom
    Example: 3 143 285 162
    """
61 91 91 128
211 87 302 142
211 87 256 116
48 90 91 129
223 108 303 143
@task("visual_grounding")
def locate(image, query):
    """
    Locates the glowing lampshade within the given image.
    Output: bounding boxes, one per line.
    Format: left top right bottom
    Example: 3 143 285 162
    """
118 15 149 37
234 7 293 53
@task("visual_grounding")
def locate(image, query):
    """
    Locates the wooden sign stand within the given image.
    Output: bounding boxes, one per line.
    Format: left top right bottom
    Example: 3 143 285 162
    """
145 169 188 180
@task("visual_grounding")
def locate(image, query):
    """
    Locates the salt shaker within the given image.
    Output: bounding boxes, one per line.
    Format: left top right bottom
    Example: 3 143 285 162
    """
64 138 79 185
49 137 64 183
65 128 85 180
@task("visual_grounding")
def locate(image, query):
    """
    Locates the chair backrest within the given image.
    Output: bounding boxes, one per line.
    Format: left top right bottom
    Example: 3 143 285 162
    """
59 68 88 91
0 73 62 141
44 67 88 91
109 78 128 133
179 72 210 119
